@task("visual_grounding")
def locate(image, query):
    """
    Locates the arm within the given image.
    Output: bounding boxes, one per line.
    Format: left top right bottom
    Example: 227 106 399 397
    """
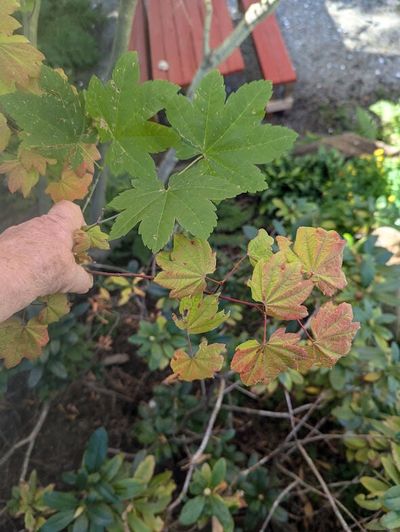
0 201 93 323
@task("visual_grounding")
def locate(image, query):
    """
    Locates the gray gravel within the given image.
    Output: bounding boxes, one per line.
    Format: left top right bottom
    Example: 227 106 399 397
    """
275 0 400 132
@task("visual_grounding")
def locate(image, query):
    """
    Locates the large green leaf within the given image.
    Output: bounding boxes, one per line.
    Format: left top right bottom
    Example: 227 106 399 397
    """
86 52 178 178
166 70 297 193
109 167 229 250
0 67 92 165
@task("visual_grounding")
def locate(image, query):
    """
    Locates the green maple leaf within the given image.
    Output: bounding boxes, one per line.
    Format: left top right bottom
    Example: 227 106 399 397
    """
307 302 360 367
154 234 216 298
248 253 313 320
0 66 93 166
173 294 229 334
247 228 274 266
171 340 225 381
165 70 297 193
0 317 49 368
231 329 310 385
86 52 178 178
109 165 230 251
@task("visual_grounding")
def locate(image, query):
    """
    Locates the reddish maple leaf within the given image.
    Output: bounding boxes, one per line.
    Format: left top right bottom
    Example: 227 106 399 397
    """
309 302 360 367
231 329 310 385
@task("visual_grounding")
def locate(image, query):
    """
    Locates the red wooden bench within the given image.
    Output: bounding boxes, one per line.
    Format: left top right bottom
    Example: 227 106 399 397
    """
129 0 296 110
129 0 245 86
242 0 296 111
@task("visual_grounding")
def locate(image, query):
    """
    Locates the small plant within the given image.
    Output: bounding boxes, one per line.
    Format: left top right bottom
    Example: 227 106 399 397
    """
7 470 54 532
179 458 243 532
129 315 187 371
16 428 177 531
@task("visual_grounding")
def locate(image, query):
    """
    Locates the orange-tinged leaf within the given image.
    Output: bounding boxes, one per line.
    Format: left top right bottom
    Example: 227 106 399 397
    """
38 294 71 325
171 340 225 381
0 112 11 152
293 227 347 296
45 167 93 202
19 149 55 174
155 234 216 299
0 34 44 95
0 317 49 368
0 149 55 197
73 226 110 264
75 143 101 177
248 253 313 320
0 158 39 197
309 302 360 367
0 0 21 36
231 329 310 385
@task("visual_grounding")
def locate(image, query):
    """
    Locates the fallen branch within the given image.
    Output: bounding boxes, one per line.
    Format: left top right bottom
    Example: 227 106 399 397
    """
260 479 299 532
284 390 351 532
0 402 50 480
168 378 225 514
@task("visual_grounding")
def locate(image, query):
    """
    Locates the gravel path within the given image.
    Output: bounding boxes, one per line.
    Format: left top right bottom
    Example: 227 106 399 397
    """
275 0 400 132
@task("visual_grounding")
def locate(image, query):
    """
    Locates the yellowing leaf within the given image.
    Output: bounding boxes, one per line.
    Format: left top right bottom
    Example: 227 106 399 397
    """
0 33 44 95
231 329 310 385
247 229 274 266
38 294 71 325
173 294 229 334
0 149 55 197
171 341 225 381
155 234 216 299
85 225 110 250
45 167 93 202
0 158 39 197
0 317 49 368
309 302 360 367
0 113 11 152
287 227 347 296
0 0 21 36
248 254 313 320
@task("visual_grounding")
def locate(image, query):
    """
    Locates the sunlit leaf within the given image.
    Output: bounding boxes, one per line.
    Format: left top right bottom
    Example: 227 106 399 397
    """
248 253 313 320
247 228 274 266
0 317 49 368
171 340 225 381
278 227 347 296
231 329 310 385
1 67 93 165
154 235 216 298
86 52 178 179
38 294 71 325
173 294 229 334
309 302 360 367
0 0 21 35
108 165 230 250
166 70 297 193
0 112 11 152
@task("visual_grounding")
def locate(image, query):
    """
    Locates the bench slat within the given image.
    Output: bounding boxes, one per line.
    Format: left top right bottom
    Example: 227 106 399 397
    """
147 0 245 87
242 0 296 85
129 0 150 81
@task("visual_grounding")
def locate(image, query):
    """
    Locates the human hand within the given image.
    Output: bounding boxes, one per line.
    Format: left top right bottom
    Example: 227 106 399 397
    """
0 201 93 323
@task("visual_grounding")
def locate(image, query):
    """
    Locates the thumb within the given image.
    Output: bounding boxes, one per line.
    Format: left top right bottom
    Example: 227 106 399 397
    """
47 200 86 232
64 264 93 294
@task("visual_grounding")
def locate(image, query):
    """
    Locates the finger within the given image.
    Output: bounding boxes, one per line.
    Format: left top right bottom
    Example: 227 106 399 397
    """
66 265 93 294
47 200 86 232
